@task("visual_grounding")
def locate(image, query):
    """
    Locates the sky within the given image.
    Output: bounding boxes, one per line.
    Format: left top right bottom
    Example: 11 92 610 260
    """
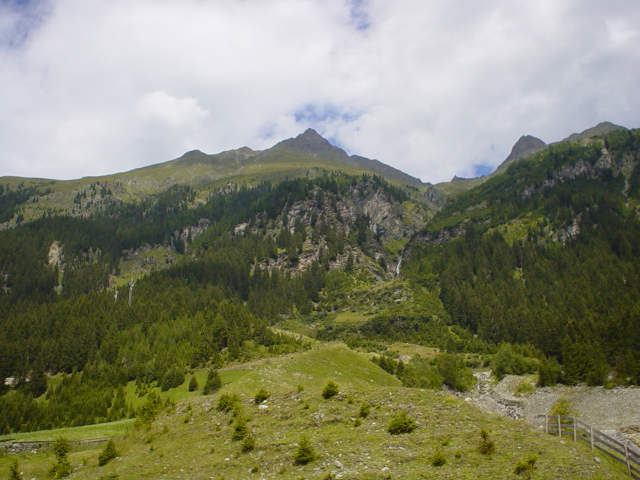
1 0 639 184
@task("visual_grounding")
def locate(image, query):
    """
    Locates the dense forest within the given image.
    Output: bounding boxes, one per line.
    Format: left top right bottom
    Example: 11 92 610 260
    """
1 128 639 434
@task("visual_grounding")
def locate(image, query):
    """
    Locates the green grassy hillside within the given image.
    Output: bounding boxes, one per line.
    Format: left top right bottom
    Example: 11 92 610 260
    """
0 344 629 480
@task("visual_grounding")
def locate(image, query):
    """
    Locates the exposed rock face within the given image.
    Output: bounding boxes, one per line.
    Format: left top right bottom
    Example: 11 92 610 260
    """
238 180 426 279
412 224 469 246
422 186 447 208
48 241 63 269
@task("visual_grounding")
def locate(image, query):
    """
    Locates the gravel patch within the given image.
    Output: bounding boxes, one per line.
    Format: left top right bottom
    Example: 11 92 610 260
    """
451 371 640 450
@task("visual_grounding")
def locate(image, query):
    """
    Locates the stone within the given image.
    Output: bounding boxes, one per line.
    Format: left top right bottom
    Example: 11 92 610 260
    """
334 460 343 468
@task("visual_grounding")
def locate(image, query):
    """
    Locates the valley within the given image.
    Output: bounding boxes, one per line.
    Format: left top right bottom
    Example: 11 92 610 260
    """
1 124 639 479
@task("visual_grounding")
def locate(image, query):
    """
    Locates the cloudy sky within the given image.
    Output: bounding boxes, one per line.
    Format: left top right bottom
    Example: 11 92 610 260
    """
1 0 639 184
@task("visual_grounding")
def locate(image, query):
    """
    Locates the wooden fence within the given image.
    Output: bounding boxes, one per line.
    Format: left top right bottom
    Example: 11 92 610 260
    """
536 415 640 479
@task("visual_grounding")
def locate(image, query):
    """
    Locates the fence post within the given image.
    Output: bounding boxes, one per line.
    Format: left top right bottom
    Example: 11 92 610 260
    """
625 443 631 476
573 417 577 442
558 416 561 437
590 425 594 451
545 414 548 434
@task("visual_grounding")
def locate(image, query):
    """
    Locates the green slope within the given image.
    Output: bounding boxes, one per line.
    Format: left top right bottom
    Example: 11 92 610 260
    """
0 345 630 480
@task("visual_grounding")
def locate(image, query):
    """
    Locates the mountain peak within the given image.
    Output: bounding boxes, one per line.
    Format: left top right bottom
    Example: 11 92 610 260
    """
561 121 627 144
495 135 547 174
274 129 348 158
507 135 547 162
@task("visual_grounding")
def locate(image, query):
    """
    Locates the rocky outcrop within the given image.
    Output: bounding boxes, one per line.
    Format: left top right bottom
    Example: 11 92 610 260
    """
48 241 63 269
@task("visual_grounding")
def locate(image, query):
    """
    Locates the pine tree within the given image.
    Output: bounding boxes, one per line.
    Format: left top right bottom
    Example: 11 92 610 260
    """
98 438 118 466
188 376 199 392
202 369 222 395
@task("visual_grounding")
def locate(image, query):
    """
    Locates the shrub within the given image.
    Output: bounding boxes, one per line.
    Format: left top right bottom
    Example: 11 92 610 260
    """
491 344 538 380
435 353 475 391
293 436 316 465
202 369 222 395
430 450 446 467
135 391 163 426
254 388 270 404
321 381 339 399
478 428 495 455
217 393 241 413
537 356 562 386
188 376 199 392
241 434 255 453
514 455 537 478
387 411 416 435
98 438 118 466
358 402 371 418
515 381 535 397
549 397 577 417
8 459 21 480
232 417 249 441
160 367 185 392
49 437 72 478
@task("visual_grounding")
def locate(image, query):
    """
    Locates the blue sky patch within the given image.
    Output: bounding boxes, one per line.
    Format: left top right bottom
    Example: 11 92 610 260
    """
0 0 50 49
347 0 370 31
472 163 494 178
294 103 360 125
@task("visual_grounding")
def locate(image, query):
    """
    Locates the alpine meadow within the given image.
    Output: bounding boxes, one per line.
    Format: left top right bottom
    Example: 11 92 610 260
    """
1 124 639 480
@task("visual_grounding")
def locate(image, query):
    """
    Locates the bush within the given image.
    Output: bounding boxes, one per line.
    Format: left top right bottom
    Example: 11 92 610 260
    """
135 391 163 426
321 381 339 399
48 458 71 479
8 459 22 480
515 381 535 396
293 436 316 465
491 344 538 380
241 434 255 453
49 437 72 478
398 356 444 389
217 394 241 413
435 353 475 392
254 388 270 404
387 411 416 435
358 402 370 418
478 428 495 455
430 450 446 467
188 376 199 392
160 367 185 392
538 356 562 387
202 369 222 395
232 417 249 441
98 438 118 466
514 454 537 478
549 397 577 417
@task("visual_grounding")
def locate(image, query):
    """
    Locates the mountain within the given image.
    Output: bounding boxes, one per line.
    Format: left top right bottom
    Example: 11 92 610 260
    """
435 121 628 195
494 134 547 174
1 123 640 471
559 120 627 144
0 129 430 229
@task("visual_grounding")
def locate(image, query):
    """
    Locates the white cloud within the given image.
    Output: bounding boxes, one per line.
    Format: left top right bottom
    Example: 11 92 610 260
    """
0 0 639 183
137 91 209 129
